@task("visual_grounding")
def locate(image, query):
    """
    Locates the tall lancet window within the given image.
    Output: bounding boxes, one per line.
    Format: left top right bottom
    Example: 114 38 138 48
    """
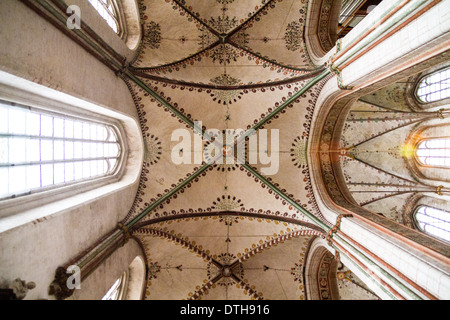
416 67 450 103
88 0 122 35
0 100 122 201
414 206 450 243
416 138 450 168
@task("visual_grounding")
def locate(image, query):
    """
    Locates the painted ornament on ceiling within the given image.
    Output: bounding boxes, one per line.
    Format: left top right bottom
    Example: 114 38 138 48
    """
211 195 244 211
144 133 162 165
207 253 244 287
291 136 308 168
215 0 235 4
145 21 162 49
285 21 302 51
148 261 161 280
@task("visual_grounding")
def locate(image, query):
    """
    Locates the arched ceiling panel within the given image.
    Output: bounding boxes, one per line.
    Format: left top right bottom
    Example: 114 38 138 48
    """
134 45 309 86
132 0 319 87
124 81 201 218
134 0 217 67
138 229 209 300
133 76 310 131
230 0 312 68
133 167 321 227
241 233 312 300
134 216 319 300
178 0 272 28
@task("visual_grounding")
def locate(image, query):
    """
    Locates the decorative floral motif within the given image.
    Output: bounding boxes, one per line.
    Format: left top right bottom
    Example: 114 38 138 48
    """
210 90 244 105
145 21 162 49
209 16 238 34
211 73 241 86
386 85 406 103
198 27 217 50
232 31 249 48
291 136 308 168
285 21 302 51
216 0 235 4
148 261 161 280
219 215 239 226
144 133 162 165
318 0 334 51
210 44 240 65
203 129 243 170
211 195 244 211
290 262 303 283
209 75 244 104
317 252 334 300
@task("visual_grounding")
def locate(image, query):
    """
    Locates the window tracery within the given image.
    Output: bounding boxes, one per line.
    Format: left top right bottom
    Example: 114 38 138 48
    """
102 272 127 300
88 0 124 37
416 67 450 103
414 206 450 243
0 100 122 201
415 138 450 168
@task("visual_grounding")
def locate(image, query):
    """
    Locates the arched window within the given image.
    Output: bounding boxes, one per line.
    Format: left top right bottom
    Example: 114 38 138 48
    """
88 0 123 36
415 138 450 168
414 206 450 243
102 272 128 300
0 100 122 201
416 67 450 103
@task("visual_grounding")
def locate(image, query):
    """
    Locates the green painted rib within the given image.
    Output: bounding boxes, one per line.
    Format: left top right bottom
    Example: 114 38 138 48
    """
126 163 212 228
241 164 330 231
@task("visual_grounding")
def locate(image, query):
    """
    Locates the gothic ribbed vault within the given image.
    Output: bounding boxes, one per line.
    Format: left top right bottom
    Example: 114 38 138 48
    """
120 0 376 300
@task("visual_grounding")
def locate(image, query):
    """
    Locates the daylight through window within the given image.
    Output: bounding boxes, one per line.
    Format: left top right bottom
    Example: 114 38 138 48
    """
414 206 450 243
102 272 127 300
416 138 450 168
0 100 121 201
88 0 120 33
416 67 450 103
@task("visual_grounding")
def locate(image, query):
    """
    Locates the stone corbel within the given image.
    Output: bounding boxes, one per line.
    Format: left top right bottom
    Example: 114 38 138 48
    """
1 278 36 300
48 267 75 300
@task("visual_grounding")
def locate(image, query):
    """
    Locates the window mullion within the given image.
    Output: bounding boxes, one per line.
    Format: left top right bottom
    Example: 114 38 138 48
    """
0 101 122 201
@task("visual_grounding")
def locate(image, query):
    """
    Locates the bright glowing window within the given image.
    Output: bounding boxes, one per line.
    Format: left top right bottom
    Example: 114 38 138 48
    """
416 138 450 168
102 272 127 300
0 100 121 201
88 0 120 34
416 67 450 103
414 206 450 243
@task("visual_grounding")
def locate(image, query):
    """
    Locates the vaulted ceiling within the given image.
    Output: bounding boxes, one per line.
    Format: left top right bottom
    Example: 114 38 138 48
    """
120 0 376 300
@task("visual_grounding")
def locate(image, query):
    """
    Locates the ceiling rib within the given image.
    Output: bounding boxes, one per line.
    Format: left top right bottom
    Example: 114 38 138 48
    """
131 69 324 90
226 0 277 39
241 164 330 231
134 211 325 233
130 40 221 71
135 226 223 267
